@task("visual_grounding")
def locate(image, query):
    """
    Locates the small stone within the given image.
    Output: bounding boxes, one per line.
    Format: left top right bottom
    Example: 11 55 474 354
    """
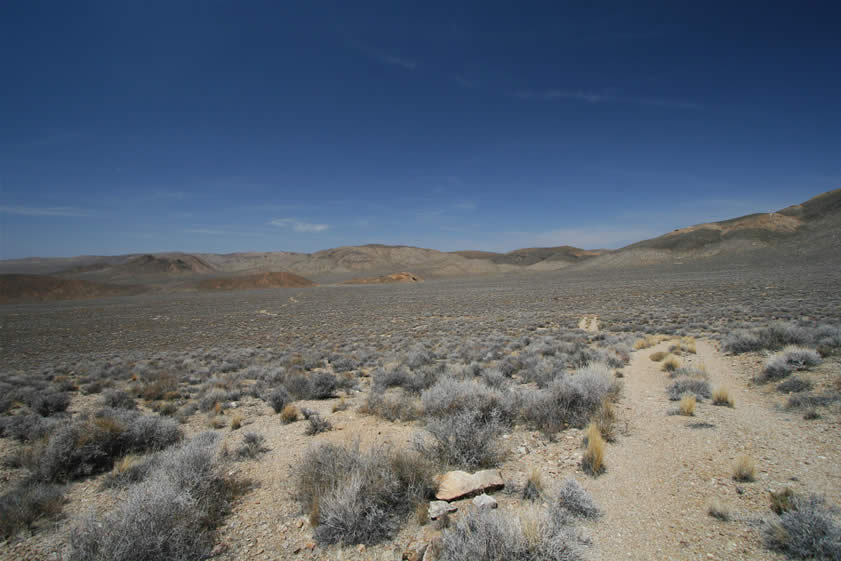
472 494 498 510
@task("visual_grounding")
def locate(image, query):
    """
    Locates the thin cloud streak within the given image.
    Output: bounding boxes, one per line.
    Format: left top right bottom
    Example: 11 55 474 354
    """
0 205 94 217
513 90 704 111
269 218 329 232
346 37 417 70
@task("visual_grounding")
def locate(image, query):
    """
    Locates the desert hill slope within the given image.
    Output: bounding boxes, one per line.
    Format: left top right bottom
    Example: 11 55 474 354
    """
0 274 145 303
451 246 607 270
579 187 841 269
194 271 316 291
1 188 839 287
342 272 423 285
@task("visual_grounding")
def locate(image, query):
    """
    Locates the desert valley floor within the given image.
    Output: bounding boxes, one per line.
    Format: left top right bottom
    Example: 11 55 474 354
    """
1 262 840 561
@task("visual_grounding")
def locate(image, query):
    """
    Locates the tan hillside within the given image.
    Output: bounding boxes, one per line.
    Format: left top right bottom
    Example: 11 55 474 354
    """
194 272 316 291
341 271 423 284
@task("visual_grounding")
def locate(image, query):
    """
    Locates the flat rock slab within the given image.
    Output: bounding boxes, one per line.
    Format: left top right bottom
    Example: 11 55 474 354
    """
435 469 504 501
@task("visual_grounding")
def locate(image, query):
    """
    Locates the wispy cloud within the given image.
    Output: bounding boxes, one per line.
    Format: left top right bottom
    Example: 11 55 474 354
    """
0 205 93 217
513 90 703 111
269 218 329 233
184 228 268 237
346 37 417 70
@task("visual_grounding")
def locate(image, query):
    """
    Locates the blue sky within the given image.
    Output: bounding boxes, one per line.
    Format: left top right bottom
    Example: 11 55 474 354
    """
1 1 840 258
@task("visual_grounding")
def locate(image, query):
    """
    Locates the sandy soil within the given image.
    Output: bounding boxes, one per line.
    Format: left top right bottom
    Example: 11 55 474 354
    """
585 340 841 561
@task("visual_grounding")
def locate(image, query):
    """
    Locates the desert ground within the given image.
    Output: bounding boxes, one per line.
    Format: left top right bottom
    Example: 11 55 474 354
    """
1 257 840 561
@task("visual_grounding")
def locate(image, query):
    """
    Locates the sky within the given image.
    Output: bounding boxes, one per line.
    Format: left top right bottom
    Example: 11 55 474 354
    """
1 1 840 259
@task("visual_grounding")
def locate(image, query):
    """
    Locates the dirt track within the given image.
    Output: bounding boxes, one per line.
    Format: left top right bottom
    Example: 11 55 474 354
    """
586 340 841 560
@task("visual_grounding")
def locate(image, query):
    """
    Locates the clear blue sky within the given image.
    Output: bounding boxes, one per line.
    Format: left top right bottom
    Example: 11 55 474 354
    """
1 1 839 258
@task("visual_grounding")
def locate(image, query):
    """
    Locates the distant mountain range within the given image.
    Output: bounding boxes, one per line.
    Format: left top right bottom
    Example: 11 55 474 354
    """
1 188 839 302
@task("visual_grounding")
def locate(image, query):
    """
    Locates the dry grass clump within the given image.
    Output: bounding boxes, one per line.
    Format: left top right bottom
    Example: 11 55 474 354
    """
230 413 243 430
301 408 332 435
708 498 731 521
633 334 668 350
732 455 756 482
712 387 734 407
581 423 605 476
523 467 545 501
293 441 435 545
591 401 618 442
280 404 299 423
661 355 681 373
678 394 696 416
649 351 668 362
770 488 795 515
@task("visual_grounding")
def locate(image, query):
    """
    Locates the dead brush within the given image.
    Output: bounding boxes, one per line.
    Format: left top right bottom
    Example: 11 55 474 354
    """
661 355 681 373
591 401 618 442
678 394 696 416
712 387 734 407
522 467 544 501
581 423 606 476
649 351 668 362
770 488 795 514
280 404 299 424
732 455 756 482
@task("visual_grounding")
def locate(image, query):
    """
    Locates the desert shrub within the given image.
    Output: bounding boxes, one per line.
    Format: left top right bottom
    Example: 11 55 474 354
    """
581 423 605 476
764 494 841 560
267 386 293 413
69 432 243 561
38 410 182 482
364 388 422 422
422 378 516 424
732 455 756 482
724 323 813 354
437 506 589 561
138 372 178 401
415 409 504 469
234 432 267 460
310 372 337 399
670 366 708 379
777 377 813 394
301 408 332 435
786 392 841 410
293 441 435 546
31 392 71 417
284 374 313 399
522 364 620 433
649 351 668 362
101 389 137 410
552 478 601 521
0 482 65 539
761 347 822 383
103 453 161 488
0 414 58 442
667 379 711 401
372 366 436 395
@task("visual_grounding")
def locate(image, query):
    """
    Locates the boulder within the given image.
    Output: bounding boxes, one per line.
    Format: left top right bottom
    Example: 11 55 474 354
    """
428 500 458 520
472 493 498 510
435 469 504 501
